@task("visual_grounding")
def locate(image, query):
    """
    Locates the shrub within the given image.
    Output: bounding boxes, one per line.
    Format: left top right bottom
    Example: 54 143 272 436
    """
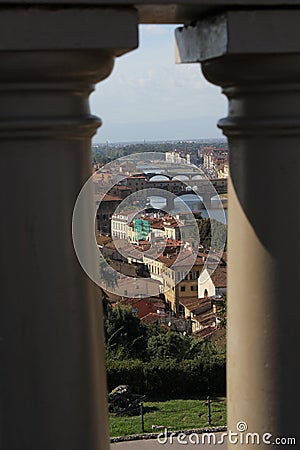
106 358 226 398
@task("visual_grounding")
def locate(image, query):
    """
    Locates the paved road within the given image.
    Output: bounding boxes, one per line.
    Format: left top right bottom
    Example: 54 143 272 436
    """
111 433 227 449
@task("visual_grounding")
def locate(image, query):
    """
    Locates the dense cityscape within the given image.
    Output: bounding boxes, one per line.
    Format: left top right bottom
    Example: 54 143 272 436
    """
89 140 229 435
94 140 228 339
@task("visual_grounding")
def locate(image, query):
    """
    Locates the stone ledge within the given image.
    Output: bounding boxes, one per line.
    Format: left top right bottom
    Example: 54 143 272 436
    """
110 425 227 442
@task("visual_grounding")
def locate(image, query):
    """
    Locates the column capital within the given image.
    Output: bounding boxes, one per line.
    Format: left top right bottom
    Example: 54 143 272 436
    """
0 6 138 140
175 9 300 63
0 7 139 450
176 9 300 136
178 9 300 446
0 7 138 56
175 9 300 85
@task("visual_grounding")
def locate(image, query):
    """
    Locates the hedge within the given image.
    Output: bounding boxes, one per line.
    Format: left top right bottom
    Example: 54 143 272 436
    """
106 358 226 398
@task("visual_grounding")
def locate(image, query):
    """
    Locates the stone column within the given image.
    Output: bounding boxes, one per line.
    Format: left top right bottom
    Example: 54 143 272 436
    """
176 10 300 447
0 7 137 450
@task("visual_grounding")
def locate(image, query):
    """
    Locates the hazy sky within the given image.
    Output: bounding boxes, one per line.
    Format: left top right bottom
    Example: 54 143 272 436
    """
91 25 227 143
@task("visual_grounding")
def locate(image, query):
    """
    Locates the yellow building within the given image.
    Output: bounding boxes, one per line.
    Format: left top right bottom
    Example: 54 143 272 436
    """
143 254 166 283
163 220 181 240
159 251 205 315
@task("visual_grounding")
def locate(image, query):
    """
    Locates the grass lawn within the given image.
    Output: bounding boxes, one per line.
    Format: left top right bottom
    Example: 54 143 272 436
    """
109 398 226 437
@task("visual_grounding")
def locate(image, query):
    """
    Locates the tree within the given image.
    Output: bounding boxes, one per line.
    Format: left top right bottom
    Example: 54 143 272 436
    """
104 304 148 359
218 295 227 329
198 218 227 251
147 331 202 361
198 218 212 248
103 303 226 364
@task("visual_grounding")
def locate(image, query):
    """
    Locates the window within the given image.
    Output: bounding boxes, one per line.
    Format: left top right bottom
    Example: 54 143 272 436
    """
180 285 186 292
190 271 199 280
190 285 197 292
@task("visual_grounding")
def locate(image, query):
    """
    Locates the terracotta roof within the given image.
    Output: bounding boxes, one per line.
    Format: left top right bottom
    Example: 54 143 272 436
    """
119 296 165 308
194 310 215 325
135 243 151 252
164 221 180 228
197 297 215 306
193 298 225 324
194 326 217 339
141 313 164 325
103 240 117 250
179 297 203 312
112 185 131 190
157 251 205 269
104 240 147 260
97 235 113 246
151 222 165 230
210 266 227 287
165 239 182 246
101 194 122 202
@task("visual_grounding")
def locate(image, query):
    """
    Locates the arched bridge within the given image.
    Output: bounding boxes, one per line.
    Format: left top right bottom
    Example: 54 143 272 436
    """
144 177 227 209
145 171 204 181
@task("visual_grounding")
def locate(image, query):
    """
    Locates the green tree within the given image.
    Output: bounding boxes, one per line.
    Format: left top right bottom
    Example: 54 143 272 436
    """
104 304 148 360
198 218 227 251
198 218 212 248
218 295 227 329
147 331 203 361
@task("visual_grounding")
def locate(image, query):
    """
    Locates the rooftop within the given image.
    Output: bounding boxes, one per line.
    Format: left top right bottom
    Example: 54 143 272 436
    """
119 296 165 308
179 297 204 312
141 312 165 325
157 250 205 268
97 235 113 246
112 185 131 190
210 266 227 287
95 193 122 203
